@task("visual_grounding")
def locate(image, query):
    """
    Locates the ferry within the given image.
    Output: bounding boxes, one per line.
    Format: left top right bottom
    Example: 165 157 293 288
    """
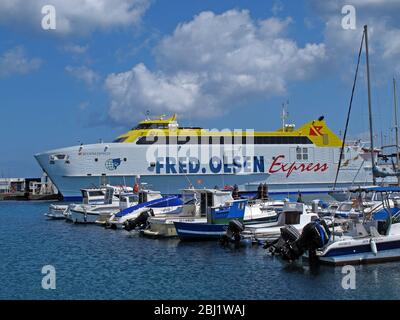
35 115 376 201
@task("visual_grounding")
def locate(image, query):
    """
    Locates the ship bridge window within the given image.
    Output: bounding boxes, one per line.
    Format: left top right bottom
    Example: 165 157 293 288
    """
136 136 172 144
135 135 313 145
136 136 159 145
296 147 309 161
113 137 128 143
133 123 169 130
253 136 312 145
53 154 66 160
49 154 68 164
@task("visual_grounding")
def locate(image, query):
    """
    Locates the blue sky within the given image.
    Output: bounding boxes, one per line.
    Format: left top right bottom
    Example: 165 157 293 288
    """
0 0 399 177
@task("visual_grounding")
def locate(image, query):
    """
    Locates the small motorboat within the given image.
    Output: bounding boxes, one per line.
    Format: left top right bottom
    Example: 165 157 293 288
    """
44 204 69 220
238 202 320 243
46 186 115 221
107 189 182 229
69 187 133 224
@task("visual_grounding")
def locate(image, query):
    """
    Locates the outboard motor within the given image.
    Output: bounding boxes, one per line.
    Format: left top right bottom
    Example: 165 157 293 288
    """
221 220 245 244
266 225 301 256
123 209 154 231
265 220 331 262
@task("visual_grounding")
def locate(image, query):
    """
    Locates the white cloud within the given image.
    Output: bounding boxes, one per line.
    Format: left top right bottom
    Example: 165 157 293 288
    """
63 44 89 54
271 1 284 16
309 0 400 79
65 65 100 86
0 0 150 35
0 46 42 77
105 10 326 124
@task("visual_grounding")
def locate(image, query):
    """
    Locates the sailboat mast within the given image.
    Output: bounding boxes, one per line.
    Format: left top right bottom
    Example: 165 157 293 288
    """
394 77 400 185
364 25 376 185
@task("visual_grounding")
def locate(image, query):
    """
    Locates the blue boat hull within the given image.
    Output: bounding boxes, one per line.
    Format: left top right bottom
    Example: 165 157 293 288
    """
174 222 228 241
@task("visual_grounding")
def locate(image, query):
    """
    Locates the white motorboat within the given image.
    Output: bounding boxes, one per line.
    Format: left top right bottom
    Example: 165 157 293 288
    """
240 202 319 242
69 187 135 224
46 186 113 221
44 204 69 220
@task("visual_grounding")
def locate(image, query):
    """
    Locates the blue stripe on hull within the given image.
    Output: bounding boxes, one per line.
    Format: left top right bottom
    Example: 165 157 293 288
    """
116 195 182 218
323 240 400 257
63 196 83 202
174 222 227 241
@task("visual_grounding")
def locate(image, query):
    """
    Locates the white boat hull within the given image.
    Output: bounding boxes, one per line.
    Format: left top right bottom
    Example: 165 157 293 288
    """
34 136 384 200
69 204 120 224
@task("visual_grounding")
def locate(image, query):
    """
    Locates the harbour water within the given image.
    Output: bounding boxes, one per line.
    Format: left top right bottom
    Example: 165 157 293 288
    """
1 201 399 300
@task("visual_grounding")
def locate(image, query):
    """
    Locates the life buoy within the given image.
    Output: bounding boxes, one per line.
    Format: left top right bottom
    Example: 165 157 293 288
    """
133 183 139 193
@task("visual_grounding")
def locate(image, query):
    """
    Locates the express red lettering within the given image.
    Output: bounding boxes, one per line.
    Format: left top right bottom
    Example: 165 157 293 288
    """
268 155 329 177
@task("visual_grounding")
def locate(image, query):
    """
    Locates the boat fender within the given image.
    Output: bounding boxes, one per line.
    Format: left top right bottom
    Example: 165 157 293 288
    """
370 239 378 255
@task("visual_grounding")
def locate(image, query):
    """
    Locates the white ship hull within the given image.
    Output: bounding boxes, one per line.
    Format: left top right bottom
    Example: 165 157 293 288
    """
35 141 377 200
35 116 382 200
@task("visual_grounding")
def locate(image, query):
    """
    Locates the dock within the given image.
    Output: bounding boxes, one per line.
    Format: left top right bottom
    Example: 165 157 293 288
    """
0 174 61 201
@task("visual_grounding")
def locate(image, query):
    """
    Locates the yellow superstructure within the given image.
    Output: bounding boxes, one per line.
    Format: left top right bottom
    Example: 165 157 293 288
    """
113 115 342 148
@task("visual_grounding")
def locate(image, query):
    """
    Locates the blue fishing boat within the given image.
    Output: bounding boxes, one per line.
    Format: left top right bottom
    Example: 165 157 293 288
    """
174 189 248 241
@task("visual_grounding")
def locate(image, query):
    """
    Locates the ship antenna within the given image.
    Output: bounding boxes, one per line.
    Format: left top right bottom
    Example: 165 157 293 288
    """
281 101 289 131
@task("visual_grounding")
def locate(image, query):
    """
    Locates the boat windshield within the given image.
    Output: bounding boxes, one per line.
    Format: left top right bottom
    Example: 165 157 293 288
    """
338 203 353 212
